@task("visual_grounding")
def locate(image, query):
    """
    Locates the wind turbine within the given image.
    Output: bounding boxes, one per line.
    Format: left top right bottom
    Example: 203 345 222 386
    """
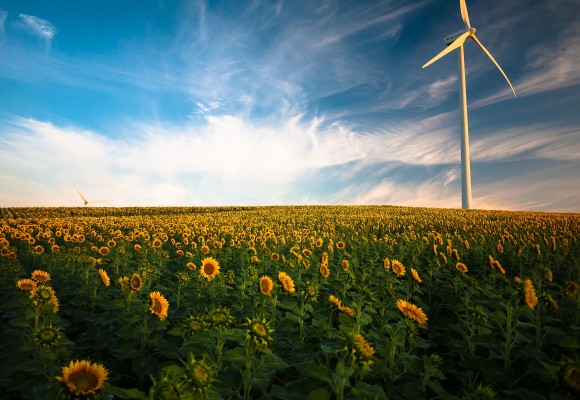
422 0 516 209
71 184 112 206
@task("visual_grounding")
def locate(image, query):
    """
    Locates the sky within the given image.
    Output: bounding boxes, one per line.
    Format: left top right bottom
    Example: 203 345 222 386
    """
1 0 579 211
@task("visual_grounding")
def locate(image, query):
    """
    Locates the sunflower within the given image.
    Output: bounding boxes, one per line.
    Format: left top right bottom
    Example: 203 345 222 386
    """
315 238 323 248
118 276 129 290
183 315 206 339
339 306 355 318
302 248 312 257
563 363 580 392
17 278 37 292
130 273 143 292
383 258 391 270
98 269 110 287
56 360 109 397
320 263 330 278
456 262 468 274
303 281 319 303
149 291 169 321
246 316 274 348
259 276 274 296
134 244 142 252
30 285 56 305
353 333 375 360
152 238 163 249
391 260 406 277
98 246 110 256
341 260 350 271
567 282 579 297
523 279 538 309
34 245 44 255
271 252 280 261
396 299 428 325
494 260 506 275
411 268 422 283
546 294 559 312
336 241 345 249
329 294 355 318
200 257 220 281
185 354 215 392
31 269 51 283
208 306 233 330
278 271 295 293
329 294 342 308
34 323 62 348
186 262 197 271
546 269 553 282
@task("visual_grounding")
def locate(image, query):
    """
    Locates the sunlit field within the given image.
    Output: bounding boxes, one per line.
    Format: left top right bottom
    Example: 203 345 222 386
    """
1 205 578 399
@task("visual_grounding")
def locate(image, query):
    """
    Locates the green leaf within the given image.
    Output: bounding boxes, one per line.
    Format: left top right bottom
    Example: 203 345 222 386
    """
307 388 331 400
107 386 147 399
294 363 330 383
558 336 579 349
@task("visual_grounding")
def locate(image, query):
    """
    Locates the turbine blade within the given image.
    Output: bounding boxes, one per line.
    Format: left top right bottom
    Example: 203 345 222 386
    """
72 184 88 202
470 34 516 97
422 31 470 69
460 0 471 29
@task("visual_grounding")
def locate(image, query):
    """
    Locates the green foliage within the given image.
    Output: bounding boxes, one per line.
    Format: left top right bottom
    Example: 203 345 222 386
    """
1 205 578 399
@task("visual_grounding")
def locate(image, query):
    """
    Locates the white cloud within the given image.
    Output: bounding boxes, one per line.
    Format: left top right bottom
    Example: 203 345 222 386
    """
0 10 7 31
1 114 578 211
18 14 56 39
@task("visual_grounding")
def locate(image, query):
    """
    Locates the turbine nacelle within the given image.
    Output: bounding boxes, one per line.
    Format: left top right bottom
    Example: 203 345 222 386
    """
444 28 475 46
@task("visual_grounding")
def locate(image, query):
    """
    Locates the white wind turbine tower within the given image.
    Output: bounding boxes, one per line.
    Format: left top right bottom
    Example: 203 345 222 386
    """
422 0 516 209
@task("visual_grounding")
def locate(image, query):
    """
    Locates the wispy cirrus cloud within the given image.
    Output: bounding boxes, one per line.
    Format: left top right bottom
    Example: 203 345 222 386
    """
0 10 7 31
17 14 56 39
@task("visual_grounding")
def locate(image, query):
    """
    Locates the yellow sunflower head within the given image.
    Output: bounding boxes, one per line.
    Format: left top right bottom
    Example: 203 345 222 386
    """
351 332 375 371
246 316 274 348
130 273 143 292
319 263 330 279
17 278 37 292
411 268 422 283
396 299 428 325
31 269 51 283
562 362 580 393
118 276 129 290
278 271 295 293
455 262 468 274
523 278 538 310
149 291 169 321
329 294 342 308
391 260 405 277
383 258 391 270
98 269 110 287
98 246 110 256
55 359 109 397
259 276 274 296
200 257 220 281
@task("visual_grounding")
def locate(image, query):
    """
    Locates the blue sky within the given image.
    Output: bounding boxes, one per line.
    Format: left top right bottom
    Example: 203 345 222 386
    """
1 0 579 211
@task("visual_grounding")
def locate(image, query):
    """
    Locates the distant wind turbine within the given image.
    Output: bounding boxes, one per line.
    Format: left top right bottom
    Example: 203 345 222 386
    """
422 0 516 209
71 184 112 206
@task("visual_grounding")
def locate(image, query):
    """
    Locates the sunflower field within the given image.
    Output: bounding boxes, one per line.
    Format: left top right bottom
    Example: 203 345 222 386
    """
0 205 578 399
